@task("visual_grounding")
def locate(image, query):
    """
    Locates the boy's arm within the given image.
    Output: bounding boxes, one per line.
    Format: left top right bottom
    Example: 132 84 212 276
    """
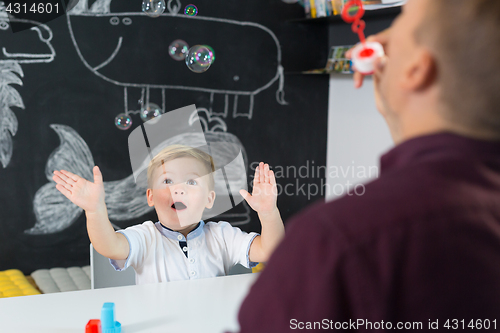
53 166 129 260
240 162 285 263
249 208 284 263
86 207 130 260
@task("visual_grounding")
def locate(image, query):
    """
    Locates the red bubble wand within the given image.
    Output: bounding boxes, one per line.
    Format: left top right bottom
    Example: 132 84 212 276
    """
342 0 367 44
341 0 385 75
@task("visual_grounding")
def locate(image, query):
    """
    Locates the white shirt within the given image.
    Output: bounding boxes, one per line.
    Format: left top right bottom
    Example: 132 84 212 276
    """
110 220 259 284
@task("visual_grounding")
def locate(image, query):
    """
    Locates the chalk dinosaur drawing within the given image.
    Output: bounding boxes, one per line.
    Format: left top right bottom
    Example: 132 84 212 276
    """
0 2 55 168
66 0 287 121
26 108 250 234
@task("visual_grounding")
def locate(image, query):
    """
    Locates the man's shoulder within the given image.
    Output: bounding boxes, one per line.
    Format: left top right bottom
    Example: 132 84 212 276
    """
288 167 454 243
303 172 414 217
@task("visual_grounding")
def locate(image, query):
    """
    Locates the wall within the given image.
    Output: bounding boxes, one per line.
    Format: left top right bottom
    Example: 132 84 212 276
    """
326 76 393 201
325 11 397 201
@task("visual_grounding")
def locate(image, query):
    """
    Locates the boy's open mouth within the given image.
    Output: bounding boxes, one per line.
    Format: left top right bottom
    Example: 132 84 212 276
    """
171 202 187 211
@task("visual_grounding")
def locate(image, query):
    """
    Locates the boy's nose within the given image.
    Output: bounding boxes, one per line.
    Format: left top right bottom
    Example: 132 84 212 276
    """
173 186 185 195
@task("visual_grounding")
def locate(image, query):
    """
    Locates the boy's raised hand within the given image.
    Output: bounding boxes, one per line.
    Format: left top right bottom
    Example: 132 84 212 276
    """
53 166 106 214
240 162 277 216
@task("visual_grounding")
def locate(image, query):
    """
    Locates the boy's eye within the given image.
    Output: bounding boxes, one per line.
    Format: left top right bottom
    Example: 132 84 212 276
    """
186 179 197 186
163 178 173 185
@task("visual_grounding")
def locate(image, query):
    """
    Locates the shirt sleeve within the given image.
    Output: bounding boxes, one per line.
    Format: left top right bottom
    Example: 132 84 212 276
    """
218 222 259 269
109 223 153 271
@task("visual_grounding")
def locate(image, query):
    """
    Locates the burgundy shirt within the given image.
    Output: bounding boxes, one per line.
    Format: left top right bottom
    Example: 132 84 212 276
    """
237 132 500 332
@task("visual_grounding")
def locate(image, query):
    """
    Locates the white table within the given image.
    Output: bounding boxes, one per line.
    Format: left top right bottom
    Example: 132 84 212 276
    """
0 273 258 333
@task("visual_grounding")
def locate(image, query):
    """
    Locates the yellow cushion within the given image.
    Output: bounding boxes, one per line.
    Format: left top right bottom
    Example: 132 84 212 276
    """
0 269 41 298
4 269 24 277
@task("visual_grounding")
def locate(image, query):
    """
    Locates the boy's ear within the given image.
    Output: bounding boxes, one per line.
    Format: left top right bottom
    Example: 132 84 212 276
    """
205 191 216 209
146 188 155 207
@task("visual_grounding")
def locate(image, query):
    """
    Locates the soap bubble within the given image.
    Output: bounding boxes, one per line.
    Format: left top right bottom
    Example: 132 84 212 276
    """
168 40 189 61
140 103 163 123
185 45 214 73
115 113 132 130
204 45 215 64
184 4 198 16
142 0 166 17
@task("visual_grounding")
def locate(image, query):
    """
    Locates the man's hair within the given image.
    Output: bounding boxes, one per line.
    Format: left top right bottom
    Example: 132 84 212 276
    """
147 144 215 190
416 0 500 136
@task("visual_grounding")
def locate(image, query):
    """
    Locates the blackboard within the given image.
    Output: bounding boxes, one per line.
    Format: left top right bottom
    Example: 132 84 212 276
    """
0 0 329 274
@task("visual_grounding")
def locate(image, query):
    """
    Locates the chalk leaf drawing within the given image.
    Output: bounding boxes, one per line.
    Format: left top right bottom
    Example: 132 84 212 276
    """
0 4 55 168
0 61 24 168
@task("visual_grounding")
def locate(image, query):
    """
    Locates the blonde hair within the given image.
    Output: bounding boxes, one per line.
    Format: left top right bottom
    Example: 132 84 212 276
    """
147 144 215 189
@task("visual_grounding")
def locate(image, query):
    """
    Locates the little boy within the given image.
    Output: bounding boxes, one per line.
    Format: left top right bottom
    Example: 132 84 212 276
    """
53 144 284 284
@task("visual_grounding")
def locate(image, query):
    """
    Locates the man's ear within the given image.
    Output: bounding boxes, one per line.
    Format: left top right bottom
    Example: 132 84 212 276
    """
402 48 436 91
146 188 154 207
205 191 216 209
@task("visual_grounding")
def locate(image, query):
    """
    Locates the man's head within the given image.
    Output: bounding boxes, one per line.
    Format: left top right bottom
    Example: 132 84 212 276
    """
146 145 216 232
376 0 500 142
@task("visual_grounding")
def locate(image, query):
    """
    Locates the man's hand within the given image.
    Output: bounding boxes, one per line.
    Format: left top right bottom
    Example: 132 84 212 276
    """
346 28 390 88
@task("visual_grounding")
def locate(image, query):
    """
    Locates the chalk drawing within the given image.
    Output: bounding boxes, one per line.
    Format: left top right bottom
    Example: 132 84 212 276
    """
66 0 287 121
0 61 24 168
0 2 55 168
27 108 250 234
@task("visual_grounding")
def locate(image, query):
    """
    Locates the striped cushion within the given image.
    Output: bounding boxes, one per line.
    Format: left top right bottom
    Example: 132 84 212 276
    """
31 266 91 293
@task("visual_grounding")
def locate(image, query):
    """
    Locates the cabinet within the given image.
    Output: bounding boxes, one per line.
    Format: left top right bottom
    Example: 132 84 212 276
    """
288 6 401 74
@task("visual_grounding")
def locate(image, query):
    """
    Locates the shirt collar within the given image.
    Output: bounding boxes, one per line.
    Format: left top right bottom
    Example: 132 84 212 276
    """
155 221 205 241
380 132 500 174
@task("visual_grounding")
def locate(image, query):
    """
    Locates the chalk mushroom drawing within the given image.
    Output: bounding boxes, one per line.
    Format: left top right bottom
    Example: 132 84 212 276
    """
0 2 55 168
66 0 287 119
26 108 251 234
